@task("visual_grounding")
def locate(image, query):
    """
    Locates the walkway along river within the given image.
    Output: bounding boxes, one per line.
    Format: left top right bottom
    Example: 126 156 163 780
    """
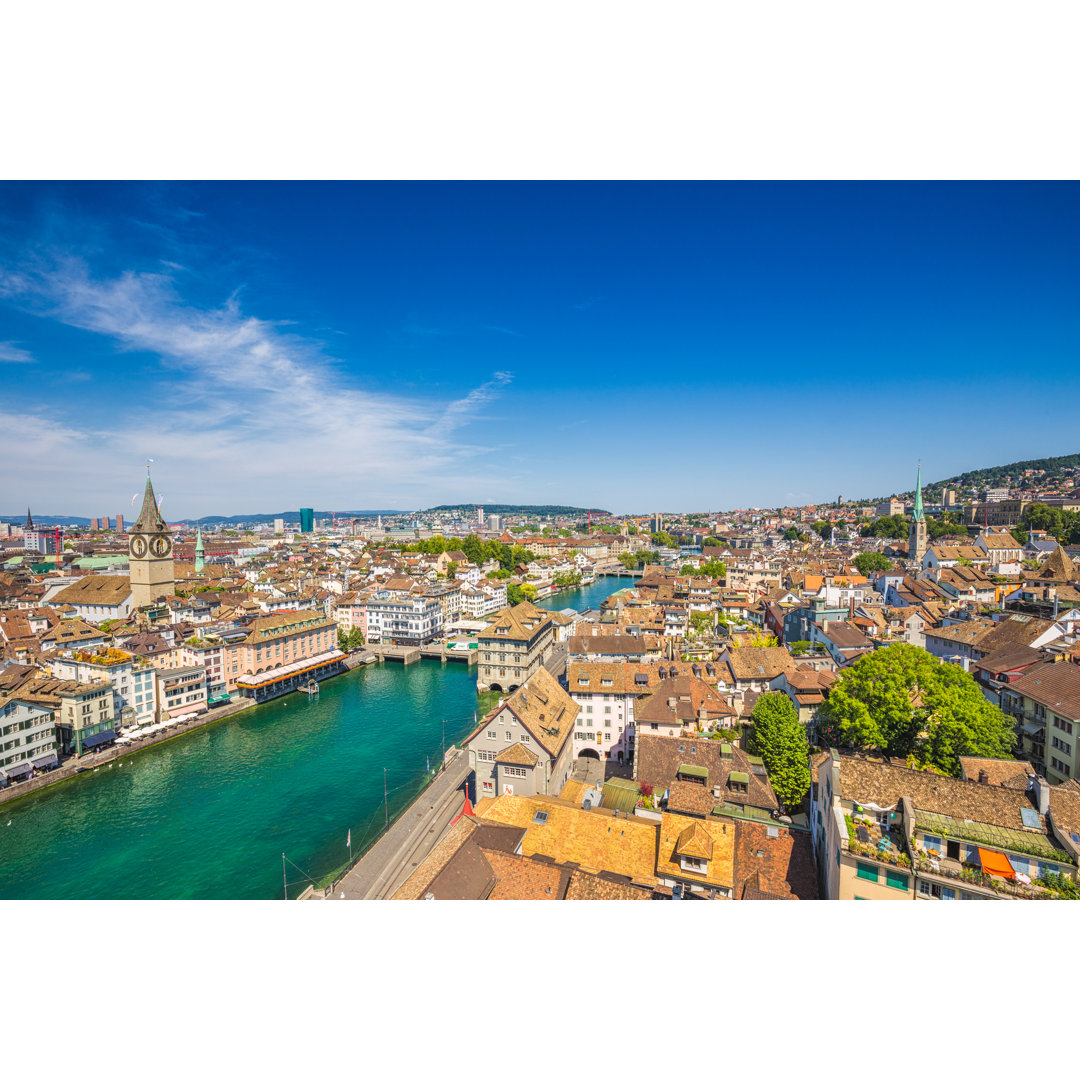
0 661 480 899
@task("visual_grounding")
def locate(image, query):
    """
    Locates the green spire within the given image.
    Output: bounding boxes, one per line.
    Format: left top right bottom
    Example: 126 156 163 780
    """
194 525 205 572
913 462 924 522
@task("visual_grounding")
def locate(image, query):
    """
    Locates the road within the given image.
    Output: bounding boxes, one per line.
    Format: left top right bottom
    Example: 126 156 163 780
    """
326 750 474 900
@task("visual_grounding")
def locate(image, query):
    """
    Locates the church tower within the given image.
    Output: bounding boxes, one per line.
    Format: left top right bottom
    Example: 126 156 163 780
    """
128 471 175 608
194 525 205 573
909 462 928 565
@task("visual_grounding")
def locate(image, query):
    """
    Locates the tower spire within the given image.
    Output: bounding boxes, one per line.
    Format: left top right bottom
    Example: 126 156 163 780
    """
25 507 33 531
913 460 924 522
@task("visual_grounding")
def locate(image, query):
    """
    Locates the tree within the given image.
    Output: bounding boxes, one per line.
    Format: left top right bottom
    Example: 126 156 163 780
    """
460 534 485 565
783 526 802 542
853 552 892 575
819 643 1017 775
696 557 726 579
747 692 811 810
680 564 697 575
689 611 714 637
788 640 812 657
445 560 459 578
617 552 638 571
860 515 909 540
732 631 778 648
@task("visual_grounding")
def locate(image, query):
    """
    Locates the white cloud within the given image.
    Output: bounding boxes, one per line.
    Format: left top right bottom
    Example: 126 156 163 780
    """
0 256 515 515
0 341 34 363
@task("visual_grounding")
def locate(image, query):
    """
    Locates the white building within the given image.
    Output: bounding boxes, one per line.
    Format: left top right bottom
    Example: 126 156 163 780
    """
365 591 443 646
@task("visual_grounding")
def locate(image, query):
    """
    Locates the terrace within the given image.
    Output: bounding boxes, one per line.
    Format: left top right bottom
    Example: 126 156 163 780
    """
843 810 912 869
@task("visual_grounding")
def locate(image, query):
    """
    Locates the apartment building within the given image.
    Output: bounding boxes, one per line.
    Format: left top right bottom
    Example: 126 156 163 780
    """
812 751 1080 901
365 590 443 646
464 667 577 801
477 601 555 693
1000 660 1080 782
19 676 115 756
49 647 158 729
0 696 58 781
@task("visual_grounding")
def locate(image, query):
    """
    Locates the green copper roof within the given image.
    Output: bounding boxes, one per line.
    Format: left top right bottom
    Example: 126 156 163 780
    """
913 463 924 522
195 527 205 553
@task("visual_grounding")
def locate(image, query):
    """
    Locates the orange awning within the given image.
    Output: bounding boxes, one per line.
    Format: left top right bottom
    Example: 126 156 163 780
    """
977 848 1016 879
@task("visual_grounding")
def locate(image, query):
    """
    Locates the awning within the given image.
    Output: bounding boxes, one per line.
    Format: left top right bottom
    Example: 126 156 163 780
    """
30 752 58 768
4 762 32 779
82 729 117 749
978 848 1017 879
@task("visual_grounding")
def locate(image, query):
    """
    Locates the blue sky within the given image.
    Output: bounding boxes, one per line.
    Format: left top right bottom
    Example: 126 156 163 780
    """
1 181 1078 518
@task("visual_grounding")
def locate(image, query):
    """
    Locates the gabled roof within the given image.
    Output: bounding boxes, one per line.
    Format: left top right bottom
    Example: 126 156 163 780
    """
495 742 540 766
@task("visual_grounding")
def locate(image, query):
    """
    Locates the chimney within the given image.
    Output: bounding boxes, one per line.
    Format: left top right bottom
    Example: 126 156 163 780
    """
978 769 989 785
1035 775 1051 816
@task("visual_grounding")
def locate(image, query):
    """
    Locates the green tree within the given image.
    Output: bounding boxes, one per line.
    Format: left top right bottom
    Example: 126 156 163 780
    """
860 515 909 540
788 640 813 657
853 552 892 575
699 558 726 579
445 560 459 578
819 643 1017 775
783 526 802 542
460 533 485 565
617 552 638 571
688 611 714 637
747 692 811 810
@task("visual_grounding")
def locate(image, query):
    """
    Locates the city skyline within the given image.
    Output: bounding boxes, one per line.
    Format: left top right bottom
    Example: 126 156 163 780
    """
2 181 1078 517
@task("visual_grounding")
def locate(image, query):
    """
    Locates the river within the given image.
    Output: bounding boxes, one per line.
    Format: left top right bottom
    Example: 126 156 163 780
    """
0 574 639 899
533 573 639 613
0 661 480 899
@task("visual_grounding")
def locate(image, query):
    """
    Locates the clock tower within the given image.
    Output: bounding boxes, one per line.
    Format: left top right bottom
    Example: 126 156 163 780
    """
128 471 175 608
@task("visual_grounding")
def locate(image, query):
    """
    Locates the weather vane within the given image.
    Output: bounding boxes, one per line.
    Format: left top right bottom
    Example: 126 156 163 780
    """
146 457 155 476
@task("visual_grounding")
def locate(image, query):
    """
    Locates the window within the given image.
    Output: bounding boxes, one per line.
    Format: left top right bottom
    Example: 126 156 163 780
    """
856 863 879 882
487 730 496 740
919 880 932 896
520 733 530 742
885 869 908 891
506 731 512 741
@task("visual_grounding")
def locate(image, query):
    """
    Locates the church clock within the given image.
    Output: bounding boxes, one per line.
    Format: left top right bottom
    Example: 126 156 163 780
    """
150 534 172 558
130 535 148 559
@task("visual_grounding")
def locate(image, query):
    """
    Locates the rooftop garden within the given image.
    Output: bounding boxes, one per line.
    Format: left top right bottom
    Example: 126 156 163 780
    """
844 813 912 868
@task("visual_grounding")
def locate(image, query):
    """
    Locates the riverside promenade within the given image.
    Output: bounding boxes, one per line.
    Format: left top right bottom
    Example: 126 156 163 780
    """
309 748 474 900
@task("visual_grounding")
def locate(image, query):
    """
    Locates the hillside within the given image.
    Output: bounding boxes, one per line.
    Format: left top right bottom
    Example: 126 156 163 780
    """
424 504 610 515
881 453 1080 502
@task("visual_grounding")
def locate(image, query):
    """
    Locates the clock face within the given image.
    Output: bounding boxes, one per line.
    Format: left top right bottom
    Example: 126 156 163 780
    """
130 535 148 559
150 534 172 559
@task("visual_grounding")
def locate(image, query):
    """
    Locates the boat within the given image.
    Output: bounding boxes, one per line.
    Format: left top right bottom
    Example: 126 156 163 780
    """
302 680 320 697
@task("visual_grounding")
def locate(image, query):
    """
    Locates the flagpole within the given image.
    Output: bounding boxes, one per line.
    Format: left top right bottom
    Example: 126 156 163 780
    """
282 852 287 901
384 767 389 833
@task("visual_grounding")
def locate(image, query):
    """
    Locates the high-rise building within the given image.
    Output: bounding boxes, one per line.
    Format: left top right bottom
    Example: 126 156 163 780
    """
274 518 284 534
116 514 124 533
477 506 485 526
102 515 111 531
943 488 957 507
650 513 664 533
90 517 100 531
488 513 502 533
128 472 176 608
299 508 314 533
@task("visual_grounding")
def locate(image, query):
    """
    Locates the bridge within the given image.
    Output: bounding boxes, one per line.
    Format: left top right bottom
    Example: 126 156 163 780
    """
368 643 477 666
599 568 642 578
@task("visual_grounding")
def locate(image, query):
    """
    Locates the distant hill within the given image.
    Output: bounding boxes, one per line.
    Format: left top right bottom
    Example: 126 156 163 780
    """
879 453 1080 502
0 511 404 528
424 504 609 515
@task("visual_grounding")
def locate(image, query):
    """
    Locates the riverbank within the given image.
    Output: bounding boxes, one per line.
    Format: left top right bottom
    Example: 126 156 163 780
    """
0 652 376 809
0 658 482 899
0 695 259 808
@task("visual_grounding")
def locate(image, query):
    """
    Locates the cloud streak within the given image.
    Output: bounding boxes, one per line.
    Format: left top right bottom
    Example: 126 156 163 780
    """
0 253 514 514
0 340 34 363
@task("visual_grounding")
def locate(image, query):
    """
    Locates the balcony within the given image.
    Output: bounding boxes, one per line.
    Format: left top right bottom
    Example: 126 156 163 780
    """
844 814 912 869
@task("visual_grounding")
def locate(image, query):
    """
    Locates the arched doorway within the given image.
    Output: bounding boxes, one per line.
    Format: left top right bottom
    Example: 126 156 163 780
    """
578 748 600 760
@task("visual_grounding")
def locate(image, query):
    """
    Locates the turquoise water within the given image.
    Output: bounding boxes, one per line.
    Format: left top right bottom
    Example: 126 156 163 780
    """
0 661 480 899
533 574 639 613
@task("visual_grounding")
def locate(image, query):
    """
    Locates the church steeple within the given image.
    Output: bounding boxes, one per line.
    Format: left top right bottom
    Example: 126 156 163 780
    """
909 461 928 564
131 473 169 535
25 507 33 531
194 525 205 573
